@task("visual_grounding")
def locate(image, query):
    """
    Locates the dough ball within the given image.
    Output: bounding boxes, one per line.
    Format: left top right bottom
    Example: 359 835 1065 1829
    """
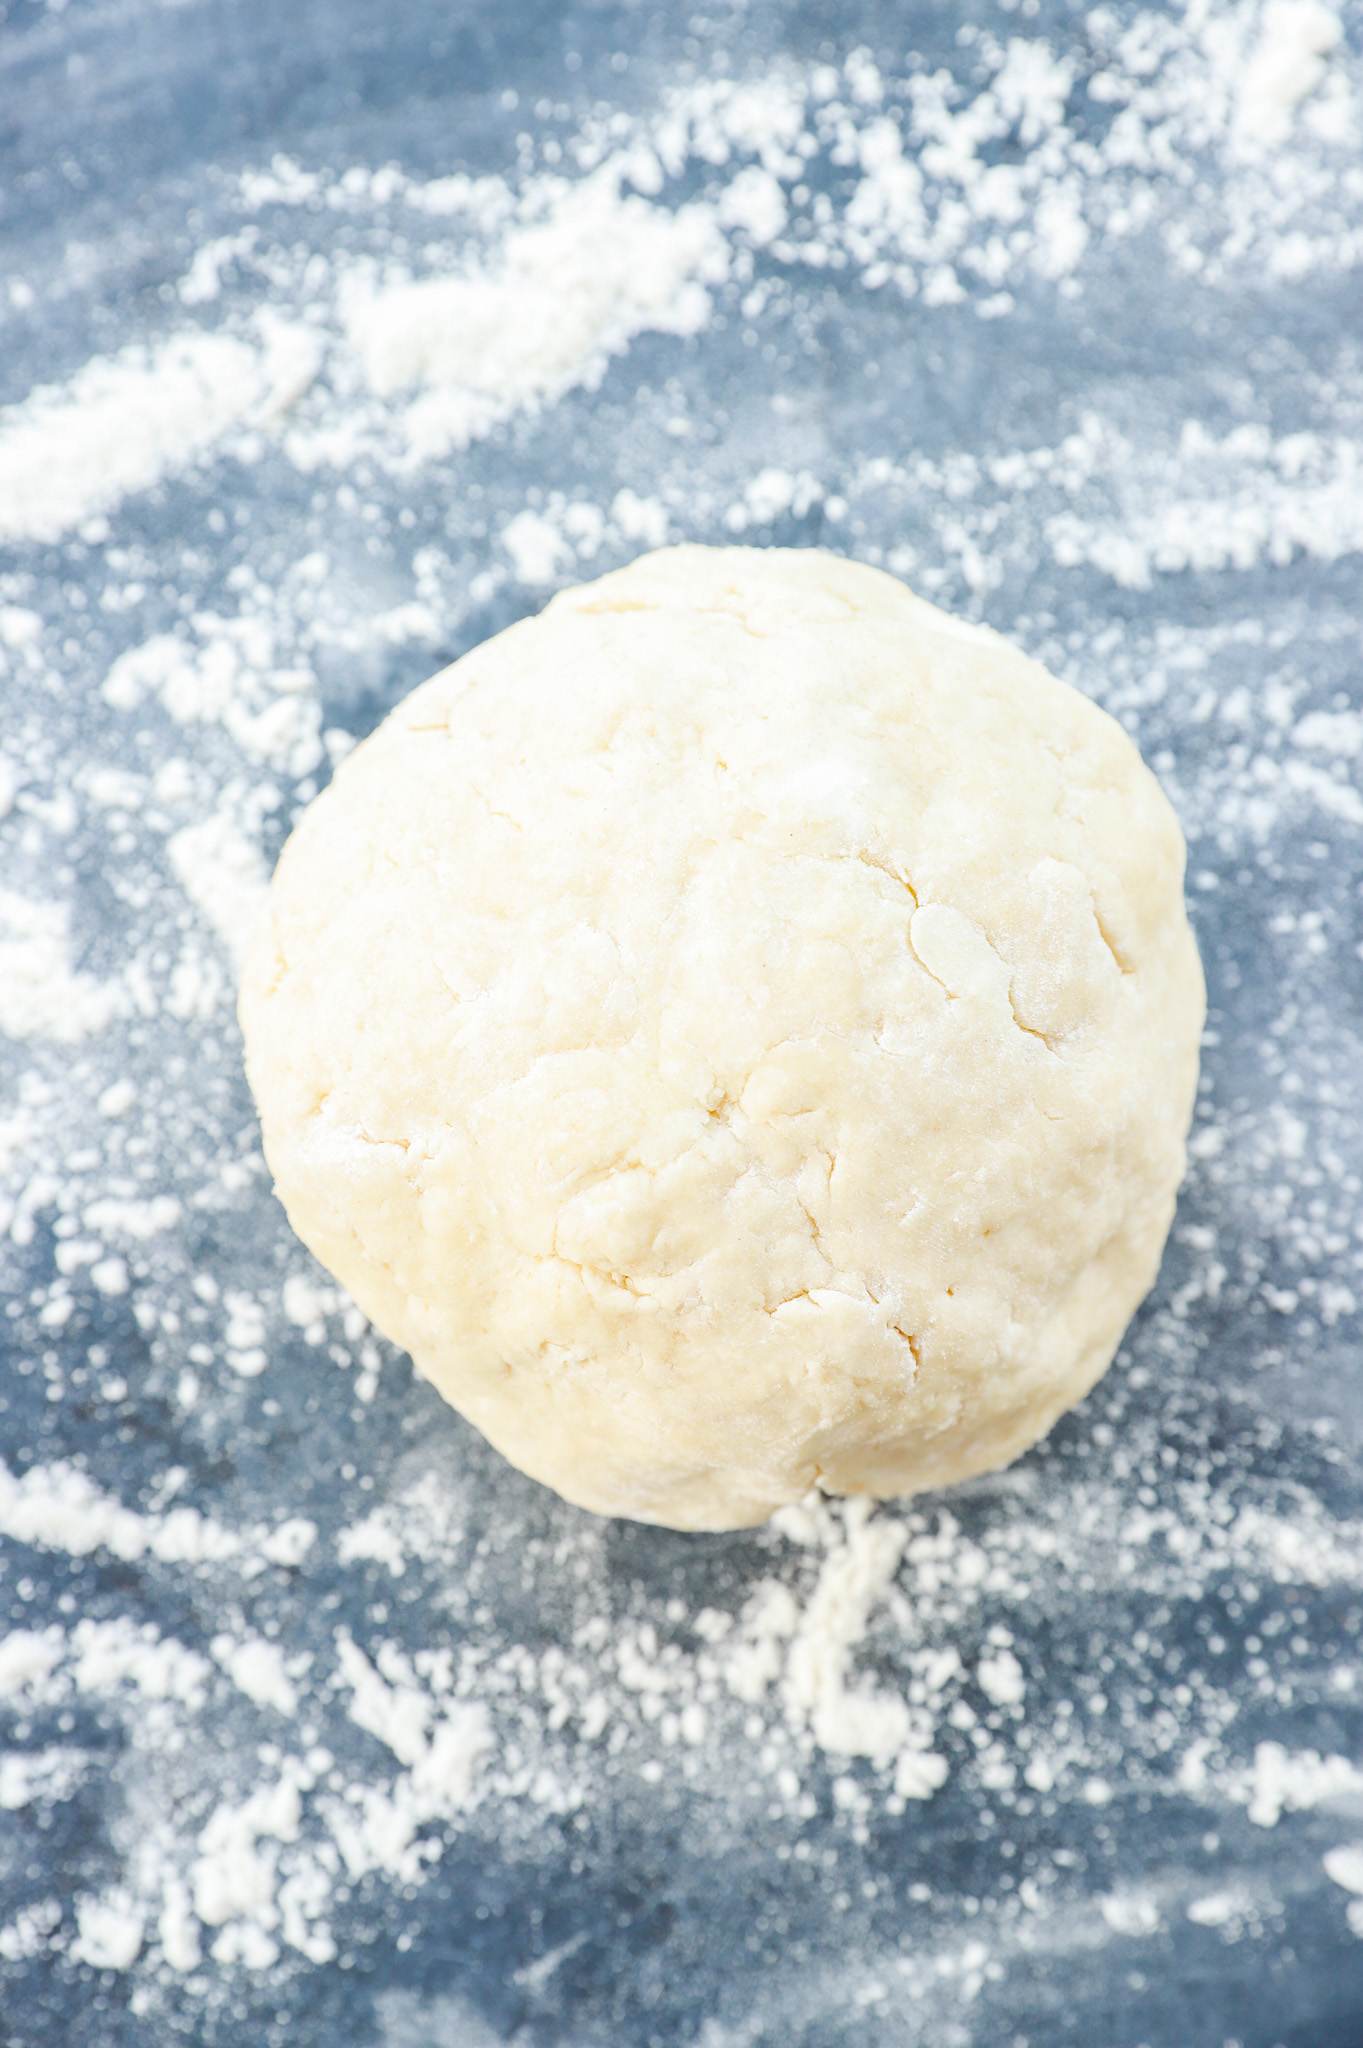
239 546 1203 1531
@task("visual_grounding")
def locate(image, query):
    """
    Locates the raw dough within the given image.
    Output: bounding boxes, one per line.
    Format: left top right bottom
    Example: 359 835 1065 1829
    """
239 546 1204 1530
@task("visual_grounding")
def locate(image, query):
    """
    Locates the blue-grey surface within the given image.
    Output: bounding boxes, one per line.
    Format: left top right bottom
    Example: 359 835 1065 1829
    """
1 1 1363 2044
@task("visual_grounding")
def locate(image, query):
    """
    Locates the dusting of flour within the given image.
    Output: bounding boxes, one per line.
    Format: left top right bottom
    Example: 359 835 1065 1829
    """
2 4 1363 2037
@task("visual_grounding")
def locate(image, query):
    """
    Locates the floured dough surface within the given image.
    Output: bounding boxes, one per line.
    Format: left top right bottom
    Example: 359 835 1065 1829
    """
239 546 1204 1531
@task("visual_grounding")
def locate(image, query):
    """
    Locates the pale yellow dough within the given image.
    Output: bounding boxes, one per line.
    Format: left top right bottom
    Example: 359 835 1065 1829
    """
239 546 1204 1530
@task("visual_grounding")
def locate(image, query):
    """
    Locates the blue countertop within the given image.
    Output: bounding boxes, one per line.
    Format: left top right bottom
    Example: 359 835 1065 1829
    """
2 2 1362 2042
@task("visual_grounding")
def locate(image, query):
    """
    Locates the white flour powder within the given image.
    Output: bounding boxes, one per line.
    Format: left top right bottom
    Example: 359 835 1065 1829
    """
1 1 1362 2024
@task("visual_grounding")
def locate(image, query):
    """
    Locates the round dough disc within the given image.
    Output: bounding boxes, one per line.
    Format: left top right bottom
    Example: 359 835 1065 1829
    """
240 546 1204 1530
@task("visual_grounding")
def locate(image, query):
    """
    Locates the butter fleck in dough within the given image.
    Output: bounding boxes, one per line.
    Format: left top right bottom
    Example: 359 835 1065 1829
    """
239 546 1204 1531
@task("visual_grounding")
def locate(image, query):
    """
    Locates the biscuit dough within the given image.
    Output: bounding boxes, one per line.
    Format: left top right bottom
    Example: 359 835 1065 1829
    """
239 546 1204 1530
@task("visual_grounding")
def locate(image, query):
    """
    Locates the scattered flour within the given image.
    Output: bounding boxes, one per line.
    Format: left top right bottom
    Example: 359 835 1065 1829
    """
211 1635 302 1716
1099 1889 1162 1936
1323 1844 1363 1937
500 489 671 584
0 1746 90 1811
1322 1840 1363 1892
0 1899 64 1964
1244 1741 1363 1826
779 1501 917 1765
0 1459 311 1571
71 1618 208 1707
1 11 1356 541
0 3 1361 2021
0 332 307 545
0 892 127 1044
341 164 727 464
3 1423 1360 1987
71 1890 145 1971
1236 0 1343 145
336 1507 409 1578
977 1648 1027 1709
168 814 271 967
0 1629 65 1699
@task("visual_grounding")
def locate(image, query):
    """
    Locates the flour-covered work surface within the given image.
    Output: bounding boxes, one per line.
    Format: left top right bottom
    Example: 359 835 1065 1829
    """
2 2 1362 2043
